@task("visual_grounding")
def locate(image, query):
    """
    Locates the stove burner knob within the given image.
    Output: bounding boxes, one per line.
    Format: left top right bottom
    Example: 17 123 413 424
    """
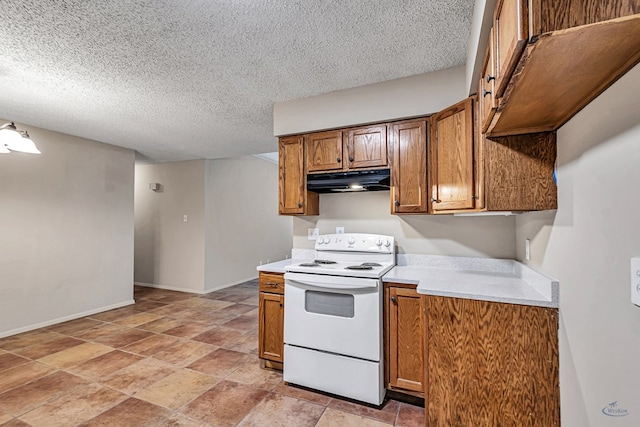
376 238 382 246
348 237 355 245
384 239 391 247
320 237 326 244
324 237 330 244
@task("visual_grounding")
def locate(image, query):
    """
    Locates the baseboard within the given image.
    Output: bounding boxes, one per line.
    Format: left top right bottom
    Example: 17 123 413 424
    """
134 282 207 295
0 299 135 339
134 276 258 296
203 275 258 294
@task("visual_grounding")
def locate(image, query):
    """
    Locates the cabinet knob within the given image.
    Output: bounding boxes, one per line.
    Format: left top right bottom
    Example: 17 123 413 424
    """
471 195 478 200
349 156 354 162
486 74 495 83
431 198 439 203
483 89 492 97
394 200 400 207
279 303 283 307
297 202 303 208
336 157 341 163
391 296 397 303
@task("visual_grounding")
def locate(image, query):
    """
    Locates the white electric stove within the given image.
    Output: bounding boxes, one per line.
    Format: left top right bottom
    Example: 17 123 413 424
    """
283 233 396 405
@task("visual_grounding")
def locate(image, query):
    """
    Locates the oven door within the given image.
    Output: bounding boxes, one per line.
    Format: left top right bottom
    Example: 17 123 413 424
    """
284 272 381 361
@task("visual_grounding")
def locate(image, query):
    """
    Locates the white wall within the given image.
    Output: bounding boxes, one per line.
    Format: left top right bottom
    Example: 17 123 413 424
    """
515 64 640 426
294 192 516 259
134 160 206 292
0 121 135 337
204 156 292 291
273 66 467 137
134 156 292 293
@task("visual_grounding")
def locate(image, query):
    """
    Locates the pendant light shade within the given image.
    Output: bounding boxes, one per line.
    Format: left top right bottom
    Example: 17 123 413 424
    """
8 132 41 154
0 122 41 154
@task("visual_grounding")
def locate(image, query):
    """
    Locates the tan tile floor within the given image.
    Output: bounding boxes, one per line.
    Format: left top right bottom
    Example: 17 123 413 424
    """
0 282 425 426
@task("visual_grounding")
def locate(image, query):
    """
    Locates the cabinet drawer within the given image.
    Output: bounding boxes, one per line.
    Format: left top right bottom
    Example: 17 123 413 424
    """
259 272 284 294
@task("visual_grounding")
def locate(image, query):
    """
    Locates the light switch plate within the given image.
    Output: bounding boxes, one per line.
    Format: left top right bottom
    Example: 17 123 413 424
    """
336 227 345 234
631 258 640 306
308 228 319 240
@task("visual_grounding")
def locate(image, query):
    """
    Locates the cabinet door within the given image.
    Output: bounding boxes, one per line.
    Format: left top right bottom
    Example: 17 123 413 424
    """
279 136 318 215
387 287 425 394
479 27 498 133
279 136 305 214
494 0 528 98
429 98 475 212
390 120 427 214
345 125 388 169
258 292 284 363
306 130 344 172
474 97 486 211
426 296 559 426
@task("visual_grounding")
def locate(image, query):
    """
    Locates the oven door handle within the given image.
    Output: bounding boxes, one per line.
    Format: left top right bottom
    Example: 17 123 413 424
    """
286 278 377 290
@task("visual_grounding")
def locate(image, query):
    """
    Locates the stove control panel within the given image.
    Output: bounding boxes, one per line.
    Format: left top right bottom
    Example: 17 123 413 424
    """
315 233 395 253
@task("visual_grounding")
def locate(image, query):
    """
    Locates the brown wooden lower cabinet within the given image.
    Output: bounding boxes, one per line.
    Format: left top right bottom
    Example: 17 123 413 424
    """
425 295 560 427
258 271 284 368
385 283 426 397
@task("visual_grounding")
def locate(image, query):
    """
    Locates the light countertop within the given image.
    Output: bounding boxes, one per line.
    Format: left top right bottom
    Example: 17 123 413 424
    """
256 253 558 308
256 259 296 274
384 255 558 308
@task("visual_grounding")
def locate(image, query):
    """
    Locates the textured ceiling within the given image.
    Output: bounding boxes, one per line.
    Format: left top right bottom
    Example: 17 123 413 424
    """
0 0 474 163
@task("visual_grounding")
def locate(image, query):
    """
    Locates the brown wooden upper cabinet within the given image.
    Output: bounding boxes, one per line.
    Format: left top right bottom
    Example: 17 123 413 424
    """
493 0 528 98
429 98 476 213
345 125 388 169
306 130 343 172
479 27 497 134
484 0 640 136
390 120 427 214
429 95 557 213
278 136 318 215
306 126 388 173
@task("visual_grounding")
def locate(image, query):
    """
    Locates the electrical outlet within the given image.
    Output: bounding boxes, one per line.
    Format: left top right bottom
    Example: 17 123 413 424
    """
183 215 188 223
525 239 531 261
308 228 319 240
336 227 345 234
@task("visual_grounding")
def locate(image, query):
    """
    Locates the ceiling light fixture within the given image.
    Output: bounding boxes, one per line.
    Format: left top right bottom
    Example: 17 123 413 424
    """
0 122 41 154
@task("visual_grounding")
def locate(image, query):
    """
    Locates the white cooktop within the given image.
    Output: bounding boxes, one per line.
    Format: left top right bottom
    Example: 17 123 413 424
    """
285 233 396 279
286 260 395 279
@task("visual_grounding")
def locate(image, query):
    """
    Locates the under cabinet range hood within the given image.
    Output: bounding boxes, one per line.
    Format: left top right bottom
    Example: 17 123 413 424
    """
307 169 390 193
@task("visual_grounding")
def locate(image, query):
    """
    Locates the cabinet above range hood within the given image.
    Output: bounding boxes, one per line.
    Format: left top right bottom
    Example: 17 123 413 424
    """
307 169 390 193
